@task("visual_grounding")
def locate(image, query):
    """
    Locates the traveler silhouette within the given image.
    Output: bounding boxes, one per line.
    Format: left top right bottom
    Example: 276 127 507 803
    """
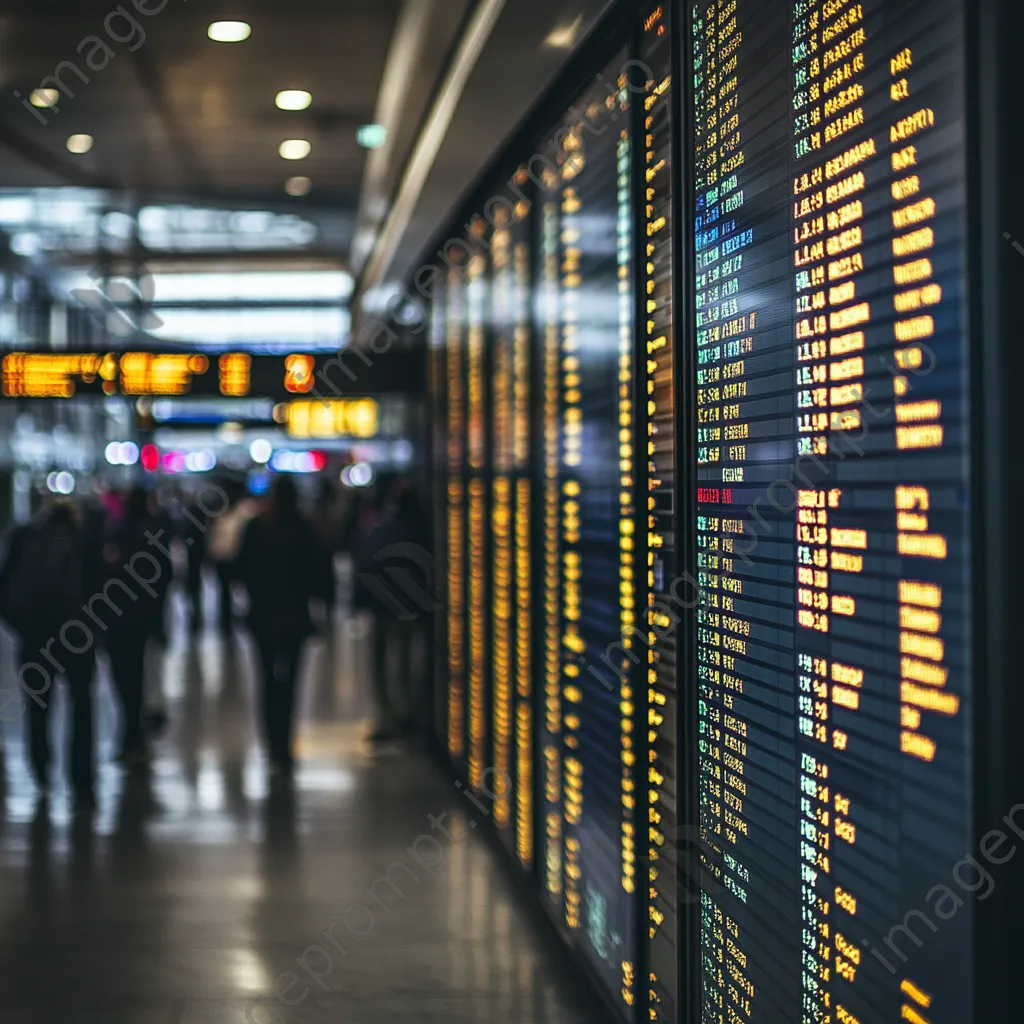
0 500 100 808
101 487 172 768
238 476 327 778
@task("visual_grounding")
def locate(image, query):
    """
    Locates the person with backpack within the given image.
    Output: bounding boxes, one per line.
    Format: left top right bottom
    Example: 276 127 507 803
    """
101 487 172 767
0 499 100 806
237 476 327 778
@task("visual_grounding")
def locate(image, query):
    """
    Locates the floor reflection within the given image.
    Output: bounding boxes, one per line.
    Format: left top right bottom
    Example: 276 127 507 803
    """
0 590 591 1023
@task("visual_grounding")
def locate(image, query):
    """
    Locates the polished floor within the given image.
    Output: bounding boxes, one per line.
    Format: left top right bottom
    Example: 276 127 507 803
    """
0 585 590 1024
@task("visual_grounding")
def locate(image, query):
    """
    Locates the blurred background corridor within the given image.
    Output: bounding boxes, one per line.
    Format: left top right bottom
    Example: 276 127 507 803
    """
0 578 593 1023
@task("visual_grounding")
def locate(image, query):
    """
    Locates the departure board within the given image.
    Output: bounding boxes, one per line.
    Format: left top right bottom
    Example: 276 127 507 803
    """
510 192 535 871
491 206 516 836
639 6 681 1023
691 2 972 1024
540 60 639 1012
429 297 449 742
489 191 535 868
444 268 467 763
466 245 489 794
423 2 996 1019
537 169 565 910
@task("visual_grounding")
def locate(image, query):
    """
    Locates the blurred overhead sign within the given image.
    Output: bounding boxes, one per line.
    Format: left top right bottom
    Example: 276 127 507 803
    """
2 352 208 397
0 192 321 256
138 206 317 251
218 353 252 396
1 349 426 398
284 399 379 439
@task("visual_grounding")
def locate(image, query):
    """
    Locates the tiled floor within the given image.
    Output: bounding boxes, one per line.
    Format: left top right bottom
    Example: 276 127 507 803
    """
0 590 589 1023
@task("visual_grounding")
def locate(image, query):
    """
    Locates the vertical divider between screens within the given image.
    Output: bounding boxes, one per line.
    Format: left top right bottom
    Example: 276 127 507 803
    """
675 2 701 1022
630 12 652 1023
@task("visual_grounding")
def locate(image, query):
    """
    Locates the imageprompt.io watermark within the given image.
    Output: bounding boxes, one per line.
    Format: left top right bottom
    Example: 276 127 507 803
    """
354 542 442 622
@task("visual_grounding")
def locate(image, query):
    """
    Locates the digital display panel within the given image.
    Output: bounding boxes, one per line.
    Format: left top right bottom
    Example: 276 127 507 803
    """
491 203 517 836
489 190 534 865
0 350 420 398
444 271 467 762
511 199 535 871
639 6 680 1023
466 247 489 793
284 399 379 439
691 2 971 1024
540 59 639 1013
425 3 988 1020
537 171 565 908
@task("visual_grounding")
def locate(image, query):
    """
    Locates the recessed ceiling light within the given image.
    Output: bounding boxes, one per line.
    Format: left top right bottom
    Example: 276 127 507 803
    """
208 21 251 42
66 134 94 154
543 14 584 49
285 176 311 196
30 88 59 108
276 90 312 111
279 139 311 160
356 123 387 150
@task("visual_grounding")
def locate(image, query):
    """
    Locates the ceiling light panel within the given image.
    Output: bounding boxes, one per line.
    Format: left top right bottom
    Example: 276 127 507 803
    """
208 21 251 42
276 90 312 111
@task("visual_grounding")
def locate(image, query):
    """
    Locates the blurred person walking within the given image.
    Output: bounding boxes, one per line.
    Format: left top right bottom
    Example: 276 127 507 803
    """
354 481 429 742
0 500 101 807
207 480 257 635
309 477 341 628
101 487 172 768
180 489 209 634
238 476 326 778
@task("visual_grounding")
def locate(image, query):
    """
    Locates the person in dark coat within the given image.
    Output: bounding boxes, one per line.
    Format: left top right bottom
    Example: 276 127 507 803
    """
308 477 341 625
180 491 208 634
0 500 101 806
101 487 172 767
237 476 325 776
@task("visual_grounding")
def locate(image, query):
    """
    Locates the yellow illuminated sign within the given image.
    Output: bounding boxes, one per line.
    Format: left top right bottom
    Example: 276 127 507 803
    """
119 353 209 395
284 353 316 393
219 352 252 396
2 351 209 397
3 353 102 397
285 398 378 439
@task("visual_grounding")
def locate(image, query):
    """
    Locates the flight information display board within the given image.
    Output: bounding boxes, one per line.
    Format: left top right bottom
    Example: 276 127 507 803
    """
426 1 993 1020
489 192 535 868
691 2 972 1024
529 57 640 1014
0 351 420 398
537 165 565 912
466 247 489 794
639 6 681 1023
444 270 467 764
